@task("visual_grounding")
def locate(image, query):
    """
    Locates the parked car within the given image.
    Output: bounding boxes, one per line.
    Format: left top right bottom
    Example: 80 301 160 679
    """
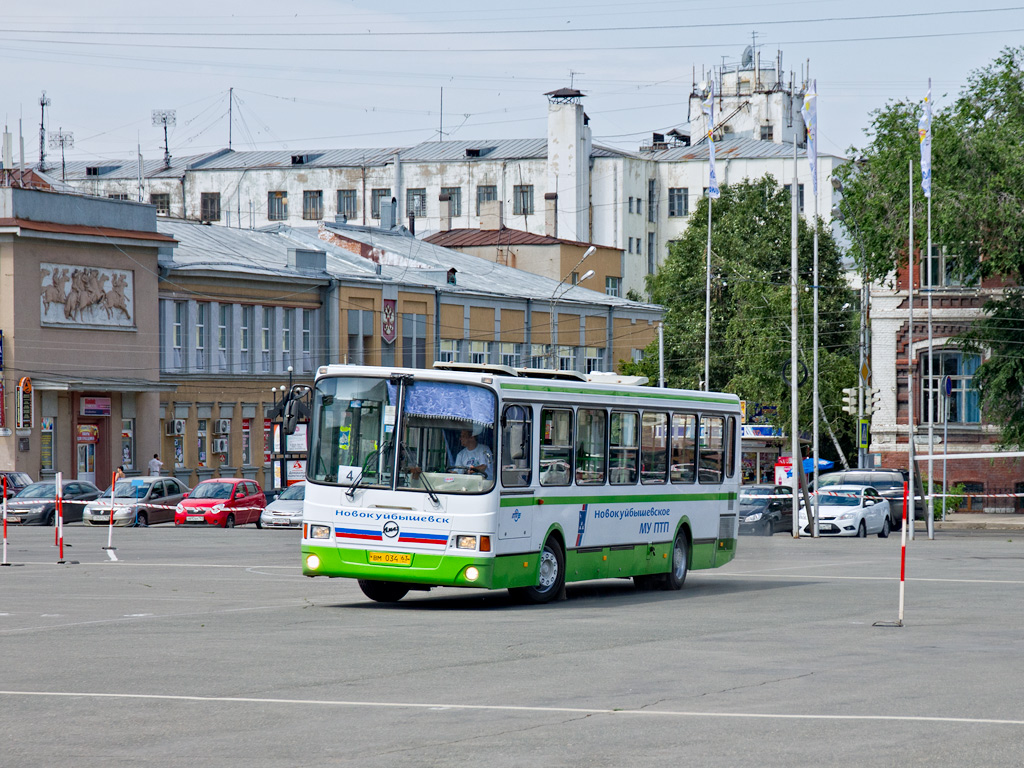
799 485 891 538
813 469 923 530
1 471 34 500
83 476 190 527
259 481 305 529
174 478 266 528
739 484 793 535
4 480 102 525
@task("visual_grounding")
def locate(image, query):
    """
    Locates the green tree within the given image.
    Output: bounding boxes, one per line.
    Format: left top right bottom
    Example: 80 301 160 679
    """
834 46 1024 446
622 176 858 462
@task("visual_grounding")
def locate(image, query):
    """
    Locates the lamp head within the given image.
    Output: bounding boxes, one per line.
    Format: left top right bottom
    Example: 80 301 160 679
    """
579 269 595 282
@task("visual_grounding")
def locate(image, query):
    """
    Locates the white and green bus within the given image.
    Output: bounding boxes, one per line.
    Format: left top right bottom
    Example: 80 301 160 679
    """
301 363 741 603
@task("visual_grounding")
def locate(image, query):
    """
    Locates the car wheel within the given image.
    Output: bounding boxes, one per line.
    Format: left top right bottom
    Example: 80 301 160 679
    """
44 510 55 526
661 529 689 590
761 520 773 536
255 513 262 530
511 538 565 604
136 511 148 527
225 513 235 529
857 520 867 538
878 516 890 539
358 580 410 603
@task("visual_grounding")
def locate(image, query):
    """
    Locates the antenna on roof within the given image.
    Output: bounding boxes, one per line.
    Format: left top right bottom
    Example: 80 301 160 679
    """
152 109 176 169
38 91 51 171
47 127 73 181
741 45 754 68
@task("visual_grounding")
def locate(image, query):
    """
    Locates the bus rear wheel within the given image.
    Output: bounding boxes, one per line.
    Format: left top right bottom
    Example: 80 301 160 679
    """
511 538 565 604
358 580 410 603
661 530 689 591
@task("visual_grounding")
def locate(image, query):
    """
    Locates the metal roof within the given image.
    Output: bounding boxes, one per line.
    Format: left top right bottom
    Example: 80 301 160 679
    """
643 136 816 161
424 227 606 250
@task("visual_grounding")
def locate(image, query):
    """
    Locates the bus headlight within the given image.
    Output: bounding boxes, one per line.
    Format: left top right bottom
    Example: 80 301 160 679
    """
306 554 321 570
464 566 479 582
456 535 477 550
310 525 331 539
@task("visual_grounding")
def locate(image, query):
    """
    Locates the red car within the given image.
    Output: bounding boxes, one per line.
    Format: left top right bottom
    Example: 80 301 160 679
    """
174 478 267 528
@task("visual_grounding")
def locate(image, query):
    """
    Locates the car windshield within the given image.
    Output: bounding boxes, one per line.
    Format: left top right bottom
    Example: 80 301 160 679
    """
4 472 32 486
101 481 151 499
818 492 861 507
278 483 305 501
191 482 233 499
15 482 56 499
741 487 773 497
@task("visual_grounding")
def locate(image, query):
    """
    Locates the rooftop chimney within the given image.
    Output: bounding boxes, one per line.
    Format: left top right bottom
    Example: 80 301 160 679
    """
480 199 502 230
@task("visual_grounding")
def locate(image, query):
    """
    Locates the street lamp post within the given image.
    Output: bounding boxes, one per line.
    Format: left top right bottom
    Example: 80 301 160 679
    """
548 246 596 369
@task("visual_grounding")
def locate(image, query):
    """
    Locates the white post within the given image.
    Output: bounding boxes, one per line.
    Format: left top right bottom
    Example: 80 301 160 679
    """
791 138 801 537
658 323 665 388
704 198 713 391
107 472 116 551
907 159 916 541
926 169 935 540
812 158 821 537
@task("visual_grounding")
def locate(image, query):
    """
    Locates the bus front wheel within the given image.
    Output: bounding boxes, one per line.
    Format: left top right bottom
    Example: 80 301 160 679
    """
511 538 565 604
358 580 410 603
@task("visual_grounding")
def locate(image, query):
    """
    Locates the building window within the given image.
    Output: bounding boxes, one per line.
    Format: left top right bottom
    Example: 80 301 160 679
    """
267 191 288 221
302 309 313 373
476 184 498 215
605 276 621 297
636 198 642 216
499 342 520 368
530 344 549 368
648 233 656 274
441 186 462 218
173 301 185 369
469 341 490 365
926 245 979 288
648 179 656 223
302 190 323 220
121 418 135 471
347 309 375 365
200 193 221 222
668 188 689 217
439 339 459 363
282 308 293 367
261 307 272 372
217 304 229 370
406 188 427 218
195 302 208 371
371 188 391 219
337 189 357 219
921 351 981 424
401 313 427 369
636 237 642 256
513 185 534 216
784 183 805 213
150 193 170 215
628 197 634 214
628 237 633 254
197 419 208 467
584 347 603 373
760 124 774 141
557 345 575 371
108 193 129 201
240 305 252 373
241 418 252 466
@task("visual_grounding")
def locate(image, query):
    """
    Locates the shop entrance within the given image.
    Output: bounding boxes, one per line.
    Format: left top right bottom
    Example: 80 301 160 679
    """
77 441 96 484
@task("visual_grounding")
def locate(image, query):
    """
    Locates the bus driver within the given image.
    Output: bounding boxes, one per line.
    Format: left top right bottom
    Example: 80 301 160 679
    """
454 428 493 480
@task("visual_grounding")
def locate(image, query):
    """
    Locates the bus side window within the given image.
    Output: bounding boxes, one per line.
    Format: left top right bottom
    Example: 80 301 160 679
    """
501 405 532 487
540 408 573 486
609 411 638 485
725 416 737 478
576 408 607 485
641 411 668 484
699 415 725 483
671 412 696 484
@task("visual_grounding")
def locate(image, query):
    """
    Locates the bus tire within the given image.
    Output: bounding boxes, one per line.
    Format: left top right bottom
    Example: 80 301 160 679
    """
358 580 410 603
511 538 565 604
661 530 689 591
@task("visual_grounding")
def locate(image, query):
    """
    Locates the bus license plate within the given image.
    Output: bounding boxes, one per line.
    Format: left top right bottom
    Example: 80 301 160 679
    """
368 551 412 566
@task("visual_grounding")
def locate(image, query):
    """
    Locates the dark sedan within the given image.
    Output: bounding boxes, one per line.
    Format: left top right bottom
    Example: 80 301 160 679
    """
739 484 793 535
4 480 102 525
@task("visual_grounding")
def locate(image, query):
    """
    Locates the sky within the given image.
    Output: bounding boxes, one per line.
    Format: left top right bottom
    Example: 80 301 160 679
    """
3 1 1024 168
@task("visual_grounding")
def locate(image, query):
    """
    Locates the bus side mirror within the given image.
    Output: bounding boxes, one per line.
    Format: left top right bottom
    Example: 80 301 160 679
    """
283 399 300 435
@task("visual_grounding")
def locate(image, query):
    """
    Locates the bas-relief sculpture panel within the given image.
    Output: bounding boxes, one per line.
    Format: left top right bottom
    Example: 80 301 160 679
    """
40 262 135 329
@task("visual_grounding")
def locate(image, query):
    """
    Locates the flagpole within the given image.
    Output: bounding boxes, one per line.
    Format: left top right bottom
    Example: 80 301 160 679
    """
907 158 916 541
924 78 935 541
791 136 801 538
807 81 821 538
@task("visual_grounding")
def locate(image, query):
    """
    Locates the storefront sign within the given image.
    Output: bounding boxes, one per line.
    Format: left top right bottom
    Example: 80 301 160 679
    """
286 459 306 485
16 377 33 430
381 299 397 344
81 396 112 416
0 380 6 430
0 328 4 371
41 418 55 471
77 424 100 444
264 418 272 463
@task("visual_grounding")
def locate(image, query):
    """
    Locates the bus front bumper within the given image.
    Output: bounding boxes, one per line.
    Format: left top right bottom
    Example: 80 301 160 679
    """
302 544 500 588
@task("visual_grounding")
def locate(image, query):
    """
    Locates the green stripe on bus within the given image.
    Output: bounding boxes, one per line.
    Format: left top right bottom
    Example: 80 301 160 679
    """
497 381 739 404
499 491 736 507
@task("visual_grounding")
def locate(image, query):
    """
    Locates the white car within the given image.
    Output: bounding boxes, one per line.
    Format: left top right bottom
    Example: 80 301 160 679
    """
259 481 304 529
798 485 892 538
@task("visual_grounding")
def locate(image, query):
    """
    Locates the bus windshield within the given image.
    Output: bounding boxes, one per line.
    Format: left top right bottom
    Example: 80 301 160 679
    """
308 375 497 494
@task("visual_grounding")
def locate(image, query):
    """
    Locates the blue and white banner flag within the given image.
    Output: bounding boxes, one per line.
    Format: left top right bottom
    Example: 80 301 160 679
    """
800 80 818 197
919 81 932 198
701 83 720 199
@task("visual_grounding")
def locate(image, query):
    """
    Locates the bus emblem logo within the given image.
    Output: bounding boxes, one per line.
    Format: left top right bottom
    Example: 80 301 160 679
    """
382 521 399 538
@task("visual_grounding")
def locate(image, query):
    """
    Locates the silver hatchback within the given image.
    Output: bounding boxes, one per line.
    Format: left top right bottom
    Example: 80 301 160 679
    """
259 481 305 529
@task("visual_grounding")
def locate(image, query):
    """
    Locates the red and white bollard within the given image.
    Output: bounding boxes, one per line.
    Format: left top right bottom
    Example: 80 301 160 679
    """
104 471 118 560
897 481 909 625
56 471 66 564
2 475 9 566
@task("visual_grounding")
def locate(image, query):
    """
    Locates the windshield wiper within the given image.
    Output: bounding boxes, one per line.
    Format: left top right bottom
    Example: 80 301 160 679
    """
347 440 391 500
402 441 438 505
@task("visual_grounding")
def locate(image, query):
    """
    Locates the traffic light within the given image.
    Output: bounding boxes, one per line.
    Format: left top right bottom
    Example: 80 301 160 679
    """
864 387 882 415
841 387 858 415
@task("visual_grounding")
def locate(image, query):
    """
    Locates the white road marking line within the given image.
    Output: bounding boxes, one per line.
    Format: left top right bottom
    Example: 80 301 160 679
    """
717 572 1024 585
0 690 1021 726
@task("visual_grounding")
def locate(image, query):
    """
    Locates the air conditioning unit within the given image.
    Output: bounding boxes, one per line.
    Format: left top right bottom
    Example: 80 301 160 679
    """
215 419 231 434
212 437 229 454
165 419 186 436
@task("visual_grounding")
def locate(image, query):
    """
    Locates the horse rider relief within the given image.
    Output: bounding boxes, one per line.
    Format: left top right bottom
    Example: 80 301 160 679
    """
40 262 133 327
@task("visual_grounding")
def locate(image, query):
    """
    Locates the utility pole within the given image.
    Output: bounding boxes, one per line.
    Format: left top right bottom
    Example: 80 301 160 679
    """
38 91 51 171
152 109 176 169
228 87 233 150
